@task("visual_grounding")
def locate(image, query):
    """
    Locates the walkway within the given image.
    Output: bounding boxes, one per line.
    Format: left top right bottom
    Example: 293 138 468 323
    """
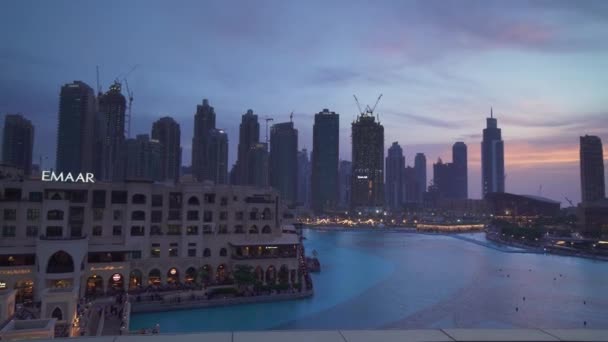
47 329 608 341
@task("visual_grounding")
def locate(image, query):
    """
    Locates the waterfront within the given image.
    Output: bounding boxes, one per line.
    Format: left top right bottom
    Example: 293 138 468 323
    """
130 229 608 332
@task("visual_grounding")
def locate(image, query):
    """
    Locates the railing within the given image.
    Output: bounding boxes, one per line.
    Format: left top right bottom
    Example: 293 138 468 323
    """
40 234 88 240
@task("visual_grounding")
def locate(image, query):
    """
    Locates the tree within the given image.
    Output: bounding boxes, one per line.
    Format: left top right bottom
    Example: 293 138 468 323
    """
197 267 211 286
233 265 255 289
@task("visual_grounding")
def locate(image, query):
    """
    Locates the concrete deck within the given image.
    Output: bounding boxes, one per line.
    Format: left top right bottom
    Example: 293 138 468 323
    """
37 329 608 342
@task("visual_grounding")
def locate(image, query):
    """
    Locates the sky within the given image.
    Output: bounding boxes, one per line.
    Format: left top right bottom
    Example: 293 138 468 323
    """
1 0 607 204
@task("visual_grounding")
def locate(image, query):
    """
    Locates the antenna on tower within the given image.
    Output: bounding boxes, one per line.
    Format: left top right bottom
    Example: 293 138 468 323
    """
491 107 494 118
290 111 294 122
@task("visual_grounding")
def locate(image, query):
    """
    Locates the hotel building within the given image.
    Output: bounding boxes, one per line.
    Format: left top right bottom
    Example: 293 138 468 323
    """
0 178 300 325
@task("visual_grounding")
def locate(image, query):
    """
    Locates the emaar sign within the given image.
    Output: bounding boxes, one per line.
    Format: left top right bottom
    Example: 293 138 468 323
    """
41 171 95 183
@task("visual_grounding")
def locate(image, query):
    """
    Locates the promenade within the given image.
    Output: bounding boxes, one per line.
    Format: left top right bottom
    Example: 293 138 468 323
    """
43 329 608 342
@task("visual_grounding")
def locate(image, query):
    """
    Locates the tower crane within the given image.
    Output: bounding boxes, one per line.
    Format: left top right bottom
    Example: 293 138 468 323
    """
564 196 575 207
123 78 134 138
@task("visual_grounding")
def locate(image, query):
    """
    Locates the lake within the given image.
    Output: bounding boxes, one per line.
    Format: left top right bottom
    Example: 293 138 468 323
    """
130 229 608 332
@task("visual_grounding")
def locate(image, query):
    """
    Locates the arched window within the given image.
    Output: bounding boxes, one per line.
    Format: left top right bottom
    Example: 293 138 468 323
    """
47 210 64 220
131 211 146 221
219 248 227 257
266 266 276 284
129 270 142 289
51 307 63 321
132 194 146 204
188 196 200 206
203 248 211 257
148 269 161 285
167 267 179 284
46 251 74 273
262 225 272 234
199 265 212 284
249 208 259 220
249 225 258 234
185 267 197 284
262 208 272 220
278 265 289 284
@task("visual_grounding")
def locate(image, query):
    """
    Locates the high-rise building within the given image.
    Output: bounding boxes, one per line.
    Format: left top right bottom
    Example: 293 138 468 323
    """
269 122 298 205
385 142 405 210
311 109 339 213
192 99 216 182
433 158 454 199
247 143 269 187
580 135 605 203
2 114 34 175
414 153 427 203
338 160 352 209
235 109 260 185
56 81 96 175
452 142 468 199
152 117 182 183
297 149 311 208
124 134 162 181
98 81 127 181
351 113 384 209
481 108 505 197
207 129 228 185
403 166 419 204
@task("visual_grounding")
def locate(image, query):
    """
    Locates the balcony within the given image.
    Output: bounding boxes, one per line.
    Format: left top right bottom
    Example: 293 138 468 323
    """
40 234 88 241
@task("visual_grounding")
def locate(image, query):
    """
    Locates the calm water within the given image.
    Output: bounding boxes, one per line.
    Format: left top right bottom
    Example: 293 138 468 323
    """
130 229 608 332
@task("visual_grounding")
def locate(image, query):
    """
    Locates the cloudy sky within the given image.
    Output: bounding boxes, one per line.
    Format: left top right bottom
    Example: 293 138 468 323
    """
1 0 607 204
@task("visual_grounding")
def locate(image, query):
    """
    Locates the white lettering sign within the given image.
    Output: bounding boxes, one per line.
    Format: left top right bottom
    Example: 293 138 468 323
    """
0 281 6 289
42 171 95 183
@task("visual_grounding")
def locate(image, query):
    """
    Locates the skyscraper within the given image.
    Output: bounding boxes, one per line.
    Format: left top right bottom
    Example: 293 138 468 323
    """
403 166 418 204
311 109 339 213
481 108 505 197
235 109 260 185
207 129 228 185
192 99 216 182
56 81 96 175
338 160 352 209
433 158 454 199
385 142 405 210
269 122 298 205
247 143 269 187
297 149 311 208
580 135 605 203
2 114 34 175
124 134 162 181
414 153 427 203
98 80 127 181
452 142 468 199
351 112 384 209
151 117 182 183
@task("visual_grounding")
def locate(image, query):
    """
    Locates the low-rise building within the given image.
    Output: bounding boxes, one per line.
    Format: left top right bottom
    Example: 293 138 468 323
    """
0 179 300 326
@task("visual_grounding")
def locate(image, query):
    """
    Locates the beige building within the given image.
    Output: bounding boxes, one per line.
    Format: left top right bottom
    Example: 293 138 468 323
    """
0 179 300 326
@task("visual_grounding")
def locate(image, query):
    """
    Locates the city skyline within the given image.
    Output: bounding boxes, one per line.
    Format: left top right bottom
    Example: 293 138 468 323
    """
2 1 608 203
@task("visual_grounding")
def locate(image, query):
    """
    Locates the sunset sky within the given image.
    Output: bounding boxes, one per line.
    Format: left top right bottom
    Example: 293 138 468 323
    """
1 0 607 204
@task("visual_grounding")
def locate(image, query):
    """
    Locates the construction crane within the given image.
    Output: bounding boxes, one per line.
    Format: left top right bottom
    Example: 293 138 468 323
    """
264 116 274 144
353 94 383 118
564 196 575 207
123 78 134 138
353 95 364 116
